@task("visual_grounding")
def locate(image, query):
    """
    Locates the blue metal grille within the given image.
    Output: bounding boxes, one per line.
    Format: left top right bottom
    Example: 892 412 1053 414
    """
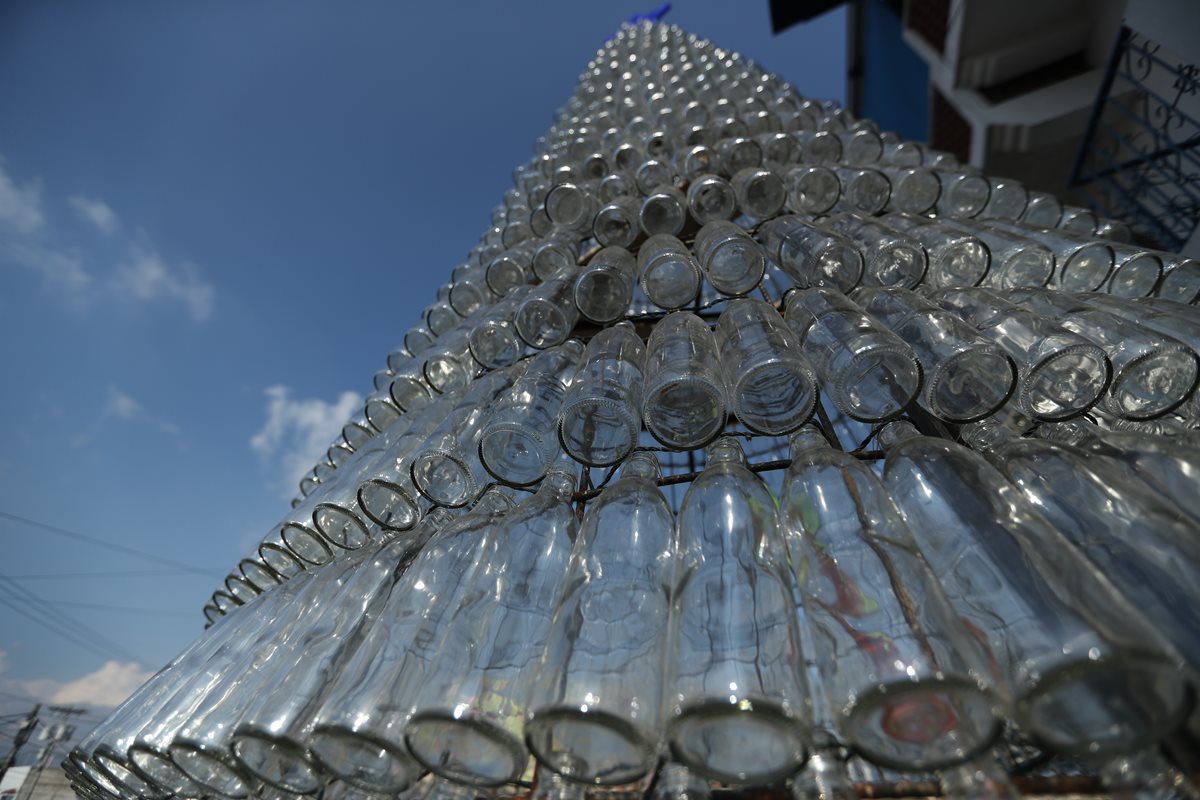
1070 26 1200 251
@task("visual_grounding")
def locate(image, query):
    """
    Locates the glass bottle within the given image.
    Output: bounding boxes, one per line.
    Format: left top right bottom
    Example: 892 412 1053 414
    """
467 286 530 370
731 167 786 221
593 196 641 249
857 288 1015 423
1104 244 1163 299
978 176 1028 221
229 512 453 794
831 166 890 215
573 246 637 324
405 468 580 787
685 174 737 225
986 220 1115 292
931 288 1111 421
784 288 921 422
878 421 1190 760
1020 191 1063 228
762 216 863 293
1006 287 1199 420
981 435 1200 671
642 312 729 449
640 185 688 237
1035 419 1200 526
480 341 585 487
449 264 498 317
782 427 1002 770
715 299 817 434
638 234 702 311
784 165 840 215
545 183 598 234
558 322 646 467
1158 255 1200 304
307 489 515 794
881 212 991 289
486 242 537 297
931 170 990 218
1057 205 1098 234
533 233 581 283
692 220 765 297
515 266 581 349
408 366 523 509
821 212 927 289
878 166 940 214
525 453 675 785
666 437 810 785
793 130 842 162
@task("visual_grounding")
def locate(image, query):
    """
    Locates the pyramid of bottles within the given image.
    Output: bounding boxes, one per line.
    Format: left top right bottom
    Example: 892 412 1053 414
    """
66 20 1200 800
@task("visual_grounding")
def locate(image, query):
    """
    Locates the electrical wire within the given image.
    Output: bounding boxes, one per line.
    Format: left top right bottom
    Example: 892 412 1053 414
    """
0 510 214 575
0 576 139 663
2 569 198 580
3 597 192 619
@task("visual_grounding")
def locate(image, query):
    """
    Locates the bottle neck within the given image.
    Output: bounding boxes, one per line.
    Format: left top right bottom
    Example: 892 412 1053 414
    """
875 420 921 451
789 425 831 461
620 450 662 483
705 435 746 467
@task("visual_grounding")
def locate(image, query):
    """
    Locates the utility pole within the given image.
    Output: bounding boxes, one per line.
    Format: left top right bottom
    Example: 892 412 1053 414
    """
0 704 39 781
15 706 83 800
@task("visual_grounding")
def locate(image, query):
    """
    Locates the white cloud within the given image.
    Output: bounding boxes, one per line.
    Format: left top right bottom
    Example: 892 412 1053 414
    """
106 386 142 419
0 159 44 233
69 195 119 235
251 385 362 496
0 240 92 301
19 661 153 709
112 246 215 322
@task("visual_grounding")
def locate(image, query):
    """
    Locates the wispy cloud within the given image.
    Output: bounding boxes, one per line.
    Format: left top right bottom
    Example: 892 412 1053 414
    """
4 651 153 709
250 385 362 496
0 157 215 322
113 246 214 323
71 386 181 448
0 157 44 233
69 195 119 235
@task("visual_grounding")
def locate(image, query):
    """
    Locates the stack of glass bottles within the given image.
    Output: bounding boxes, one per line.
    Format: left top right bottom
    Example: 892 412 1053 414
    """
67 19 1200 800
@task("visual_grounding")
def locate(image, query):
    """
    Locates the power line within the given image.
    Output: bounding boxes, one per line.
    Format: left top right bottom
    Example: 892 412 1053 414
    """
0 595 121 664
3 596 191 619
3 568 197 580
0 577 139 663
0 510 215 575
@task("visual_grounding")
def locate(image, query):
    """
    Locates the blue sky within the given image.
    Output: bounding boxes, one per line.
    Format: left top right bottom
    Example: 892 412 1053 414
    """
0 0 844 742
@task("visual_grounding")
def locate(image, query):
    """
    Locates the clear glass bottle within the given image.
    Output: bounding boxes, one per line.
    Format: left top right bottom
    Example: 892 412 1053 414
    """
881 212 991 289
987 219 1115 292
932 287 1111 421
229 513 452 794
715 299 817 434
982 434 1200 671
558 322 646 467
545 183 599 234
515 266 582 350
525 453 675 785
408 367 523 509
480 341 585 487
857 288 1015 423
640 185 688 237
692 220 766 297
878 166 940 215
782 427 1002 770
1158 255 1200 304
1020 190 1063 228
822 212 927 289
666 437 810 785
642 312 729 449
731 167 786 221
794 130 842 163
931 169 990 218
784 165 840 215
533 232 582 282
467 286 530 370
978 176 1028 221
573 246 637 324
685 174 737 225
307 489 515 794
485 242 537 297
1104 244 1163 299
1006 287 1199 420
593 196 641 249
405 468 580 787
638 234 703 310
878 421 1190 760
784 288 921 421
831 166 890 215
762 216 863 292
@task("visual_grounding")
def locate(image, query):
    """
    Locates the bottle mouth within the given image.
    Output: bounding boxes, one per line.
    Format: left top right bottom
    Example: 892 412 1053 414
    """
667 699 808 786
1017 649 1189 760
312 503 372 550
406 711 526 788
1022 343 1110 420
230 729 324 795
411 449 476 507
842 677 1001 772
925 347 1014 423
309 725 421 794
1107 345 1199 420
558 395 640 467
643 374 727 450
127 744 197 796
359 480 422 531
169 741 253 800
524 707 657 786
281 522 335 564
